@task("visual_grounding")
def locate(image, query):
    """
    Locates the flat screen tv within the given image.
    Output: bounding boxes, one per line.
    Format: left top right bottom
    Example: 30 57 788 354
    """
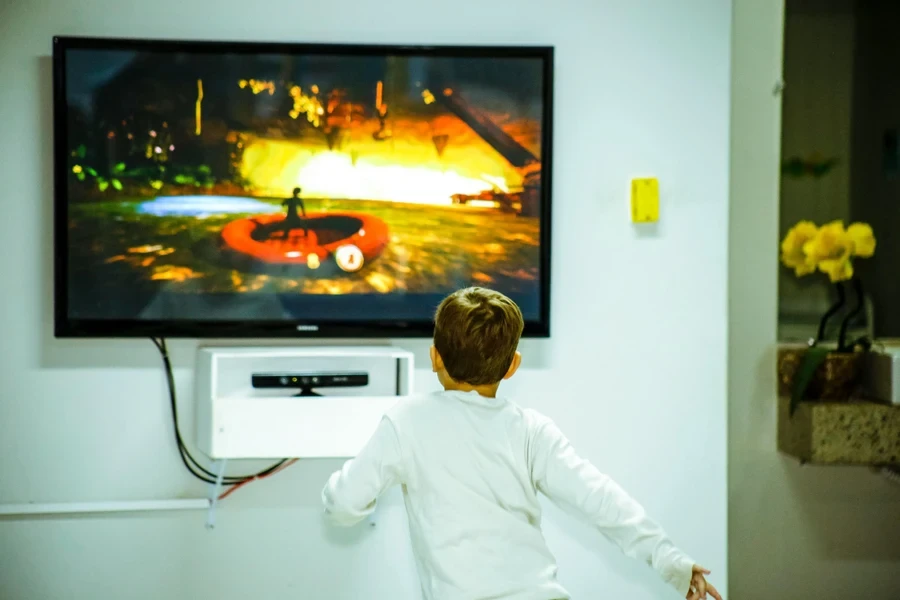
53 36 553 338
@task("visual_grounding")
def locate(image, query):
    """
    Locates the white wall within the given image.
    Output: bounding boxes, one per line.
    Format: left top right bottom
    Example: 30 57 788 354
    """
729 2 900 599
0 1 730 599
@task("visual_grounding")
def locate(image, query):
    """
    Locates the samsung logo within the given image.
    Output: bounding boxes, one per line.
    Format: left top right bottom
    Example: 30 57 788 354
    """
296 325 319 332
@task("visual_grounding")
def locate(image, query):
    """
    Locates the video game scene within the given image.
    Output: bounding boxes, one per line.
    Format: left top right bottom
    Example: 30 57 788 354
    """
63 46 547 322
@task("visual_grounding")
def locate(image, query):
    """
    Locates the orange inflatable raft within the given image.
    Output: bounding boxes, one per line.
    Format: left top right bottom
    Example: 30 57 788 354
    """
220 212 390 272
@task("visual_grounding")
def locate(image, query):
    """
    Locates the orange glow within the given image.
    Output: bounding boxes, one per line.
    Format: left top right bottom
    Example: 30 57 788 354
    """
238 79 275 95
239 125 523 205
289 86 325 127
375 81 388 116
151 265 201 282
195 79 203 136
481 174 510 193
467 200 499 209
281 151 493 205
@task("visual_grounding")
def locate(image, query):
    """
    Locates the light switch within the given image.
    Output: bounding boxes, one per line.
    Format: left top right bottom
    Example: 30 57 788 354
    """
630 178 659 223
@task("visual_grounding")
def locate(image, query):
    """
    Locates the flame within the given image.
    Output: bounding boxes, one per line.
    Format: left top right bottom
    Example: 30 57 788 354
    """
481 174 510 193
467 200 499 209
291 152 496 205
289 86 325 126
375 81 388 117
195 79 203 136
239 79 276 95
150 265 202 282
239 120 523 205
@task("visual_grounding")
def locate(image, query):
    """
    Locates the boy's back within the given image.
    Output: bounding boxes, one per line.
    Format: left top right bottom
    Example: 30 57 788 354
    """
322 287 719 600
385 390 564 599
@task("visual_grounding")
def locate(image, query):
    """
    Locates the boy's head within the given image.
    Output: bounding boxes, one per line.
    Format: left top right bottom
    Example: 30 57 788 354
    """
431 287 524 392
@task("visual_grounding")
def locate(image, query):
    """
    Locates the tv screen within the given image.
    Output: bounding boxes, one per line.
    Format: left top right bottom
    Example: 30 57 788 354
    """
53 36 553 338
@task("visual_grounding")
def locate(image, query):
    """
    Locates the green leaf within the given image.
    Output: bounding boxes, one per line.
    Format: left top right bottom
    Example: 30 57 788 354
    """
790 346 830 417
113 162 127 173
98 180 109 192
76 172 86 181
76 145 87 158
111 179 123 191
86 167 98 177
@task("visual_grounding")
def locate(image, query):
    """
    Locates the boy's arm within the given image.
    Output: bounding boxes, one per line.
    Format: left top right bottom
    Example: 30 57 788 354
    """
321 417 404 526
530 417 695 597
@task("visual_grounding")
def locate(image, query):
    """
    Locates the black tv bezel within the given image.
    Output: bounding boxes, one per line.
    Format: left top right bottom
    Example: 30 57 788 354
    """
52 35 554 339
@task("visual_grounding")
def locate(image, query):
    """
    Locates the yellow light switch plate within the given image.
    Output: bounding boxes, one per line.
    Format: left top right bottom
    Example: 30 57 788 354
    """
630 178 659 223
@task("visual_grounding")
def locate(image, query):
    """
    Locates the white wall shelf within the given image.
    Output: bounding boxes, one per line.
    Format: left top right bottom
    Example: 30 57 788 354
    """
196 346 414 459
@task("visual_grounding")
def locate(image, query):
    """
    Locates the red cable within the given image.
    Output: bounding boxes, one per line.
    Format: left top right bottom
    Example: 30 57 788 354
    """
218 458 299 501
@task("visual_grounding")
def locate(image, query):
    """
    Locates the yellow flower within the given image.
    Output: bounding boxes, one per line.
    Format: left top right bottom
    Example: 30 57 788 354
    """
847 222 876 258
818 256 854 282
803 220 854 282
780 221 819 276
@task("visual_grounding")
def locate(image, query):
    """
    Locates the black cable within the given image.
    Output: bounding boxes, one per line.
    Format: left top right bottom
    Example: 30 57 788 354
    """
153 337 287 483
155 337 288 483
154 337 244 484
151 338 287 485
151 338 220 483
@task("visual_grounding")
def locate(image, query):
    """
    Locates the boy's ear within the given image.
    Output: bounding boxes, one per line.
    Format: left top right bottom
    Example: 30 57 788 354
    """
503 351 522 380
429 345 443 373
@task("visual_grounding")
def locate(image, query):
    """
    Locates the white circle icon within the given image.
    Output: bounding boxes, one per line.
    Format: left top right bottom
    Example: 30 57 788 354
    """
335 244 364 272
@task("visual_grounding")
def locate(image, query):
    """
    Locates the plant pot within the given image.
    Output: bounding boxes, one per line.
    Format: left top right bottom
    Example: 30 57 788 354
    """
777 346 865 400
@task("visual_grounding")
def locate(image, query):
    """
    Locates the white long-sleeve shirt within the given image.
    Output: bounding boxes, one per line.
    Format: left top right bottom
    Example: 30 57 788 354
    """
322 390 694 600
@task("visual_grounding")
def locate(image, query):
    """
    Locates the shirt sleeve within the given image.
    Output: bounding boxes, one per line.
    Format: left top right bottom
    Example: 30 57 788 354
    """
321 417 405 527
529 417 695 596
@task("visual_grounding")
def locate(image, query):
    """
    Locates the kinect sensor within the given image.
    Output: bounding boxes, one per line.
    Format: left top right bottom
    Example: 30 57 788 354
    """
251 372 369 396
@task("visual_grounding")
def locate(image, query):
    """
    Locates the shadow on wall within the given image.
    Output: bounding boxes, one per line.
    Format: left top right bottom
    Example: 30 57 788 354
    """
782 461 900 561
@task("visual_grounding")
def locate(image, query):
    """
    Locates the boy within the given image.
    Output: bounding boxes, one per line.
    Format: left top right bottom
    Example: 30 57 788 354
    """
322 287 721 600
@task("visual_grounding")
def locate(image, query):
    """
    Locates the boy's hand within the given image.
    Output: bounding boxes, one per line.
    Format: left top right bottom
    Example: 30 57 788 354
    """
686 565 722 600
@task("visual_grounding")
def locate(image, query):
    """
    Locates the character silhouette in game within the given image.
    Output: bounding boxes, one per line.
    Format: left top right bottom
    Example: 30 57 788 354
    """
279 187 308 239
373 105 391 141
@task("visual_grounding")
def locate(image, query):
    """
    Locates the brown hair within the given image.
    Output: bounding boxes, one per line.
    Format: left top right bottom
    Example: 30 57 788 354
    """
433 287 524 385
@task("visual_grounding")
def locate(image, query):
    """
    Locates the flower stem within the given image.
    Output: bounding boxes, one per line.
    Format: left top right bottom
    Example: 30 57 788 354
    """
816 282 846 344
838 277 865 351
